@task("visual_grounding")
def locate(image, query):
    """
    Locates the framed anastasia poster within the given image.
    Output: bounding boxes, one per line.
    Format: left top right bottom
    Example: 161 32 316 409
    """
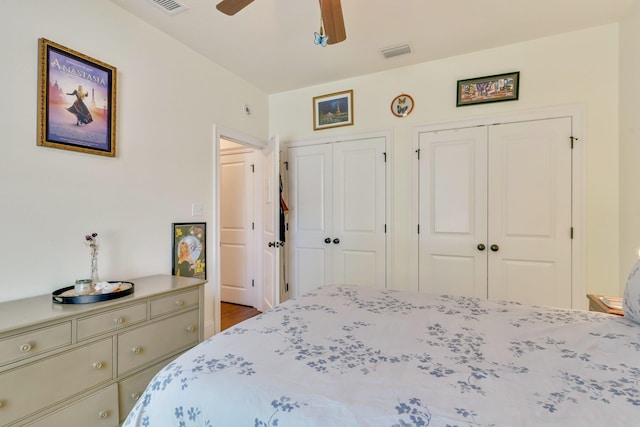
37 38 117 157
172 222 207 279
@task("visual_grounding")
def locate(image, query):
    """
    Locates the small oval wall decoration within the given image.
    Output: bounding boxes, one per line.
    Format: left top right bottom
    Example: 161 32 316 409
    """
390 94 414 117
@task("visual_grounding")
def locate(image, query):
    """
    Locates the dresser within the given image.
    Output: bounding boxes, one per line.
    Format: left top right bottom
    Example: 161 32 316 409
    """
0 275 206 426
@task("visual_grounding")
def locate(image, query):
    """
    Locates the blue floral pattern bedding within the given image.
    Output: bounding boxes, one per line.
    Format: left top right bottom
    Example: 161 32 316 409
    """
124 285 640 426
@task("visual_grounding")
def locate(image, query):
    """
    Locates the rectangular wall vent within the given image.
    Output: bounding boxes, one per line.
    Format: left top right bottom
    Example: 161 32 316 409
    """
147 0 188 15
380 43 412 59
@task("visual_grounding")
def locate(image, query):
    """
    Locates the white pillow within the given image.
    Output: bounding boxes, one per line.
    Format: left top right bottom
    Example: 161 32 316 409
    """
623 259 640 322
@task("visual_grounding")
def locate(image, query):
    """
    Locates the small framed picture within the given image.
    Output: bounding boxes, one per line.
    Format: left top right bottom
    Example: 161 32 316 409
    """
456 71 519 107
172 223 206 279
390 94 415 117
37 38 117 156
313 89 353 130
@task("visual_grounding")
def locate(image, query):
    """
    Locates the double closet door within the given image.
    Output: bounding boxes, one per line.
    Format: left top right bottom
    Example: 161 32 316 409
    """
288 137 387 297
418 118 573 308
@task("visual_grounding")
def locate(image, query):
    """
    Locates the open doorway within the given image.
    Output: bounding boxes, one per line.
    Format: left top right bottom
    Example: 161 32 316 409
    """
213 126 284 334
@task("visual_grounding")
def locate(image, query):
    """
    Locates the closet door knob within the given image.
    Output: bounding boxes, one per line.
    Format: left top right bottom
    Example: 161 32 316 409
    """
490 244 499 252
333 238 340 244
324 238 331 244
477 244 486 251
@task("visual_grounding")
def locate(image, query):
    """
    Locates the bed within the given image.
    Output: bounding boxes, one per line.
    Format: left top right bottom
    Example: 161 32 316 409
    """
123 284 640 426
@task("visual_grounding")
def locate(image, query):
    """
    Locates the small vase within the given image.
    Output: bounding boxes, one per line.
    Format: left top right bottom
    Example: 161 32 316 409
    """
90 252 99 292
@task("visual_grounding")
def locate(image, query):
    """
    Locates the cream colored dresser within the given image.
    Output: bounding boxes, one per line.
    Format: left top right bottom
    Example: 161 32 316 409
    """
0 275 206 426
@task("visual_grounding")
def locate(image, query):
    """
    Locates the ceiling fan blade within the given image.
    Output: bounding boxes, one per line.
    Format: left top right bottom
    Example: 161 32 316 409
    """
321 0 346 45
216 0 255 16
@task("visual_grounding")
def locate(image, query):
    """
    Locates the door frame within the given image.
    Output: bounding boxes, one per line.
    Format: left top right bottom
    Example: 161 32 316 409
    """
213 124 268 335
410 104 586 308
283 128 395 292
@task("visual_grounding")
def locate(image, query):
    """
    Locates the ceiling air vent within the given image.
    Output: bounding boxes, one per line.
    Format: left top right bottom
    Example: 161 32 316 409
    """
380 43 412 59
147 0 188 15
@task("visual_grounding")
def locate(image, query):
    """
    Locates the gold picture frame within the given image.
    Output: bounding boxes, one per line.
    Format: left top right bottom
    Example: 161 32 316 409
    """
37 38 117 157
313 89 353 130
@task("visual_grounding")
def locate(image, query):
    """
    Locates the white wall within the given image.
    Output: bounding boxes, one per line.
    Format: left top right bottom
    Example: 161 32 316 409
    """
619 1 640 288
270 25 621 297
0 0 269 336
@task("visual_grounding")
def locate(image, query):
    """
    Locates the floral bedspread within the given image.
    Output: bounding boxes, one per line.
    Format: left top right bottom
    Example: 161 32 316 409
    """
124 285 640 426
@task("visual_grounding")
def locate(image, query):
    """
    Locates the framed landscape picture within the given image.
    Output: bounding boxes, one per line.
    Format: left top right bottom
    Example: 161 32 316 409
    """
313 89 353 130
456 71 519 107
172 222 207 279
37 38 117 156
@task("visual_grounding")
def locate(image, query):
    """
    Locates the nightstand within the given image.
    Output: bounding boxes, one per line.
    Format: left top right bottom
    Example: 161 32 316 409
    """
586 294 624 316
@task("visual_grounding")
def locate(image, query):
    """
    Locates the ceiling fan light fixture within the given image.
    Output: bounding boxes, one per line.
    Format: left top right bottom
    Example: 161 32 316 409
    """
380 43 412 59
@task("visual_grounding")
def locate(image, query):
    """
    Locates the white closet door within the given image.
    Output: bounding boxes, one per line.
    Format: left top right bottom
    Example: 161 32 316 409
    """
418 127 489 297
288 143 333 297
220 152 255 306
332 137 387 288
487 118 572 307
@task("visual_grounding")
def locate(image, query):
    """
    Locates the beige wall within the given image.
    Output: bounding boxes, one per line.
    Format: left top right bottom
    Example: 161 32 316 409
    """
619 1 640 289
0 0 632 318
270 25 621 297
0 0 269 335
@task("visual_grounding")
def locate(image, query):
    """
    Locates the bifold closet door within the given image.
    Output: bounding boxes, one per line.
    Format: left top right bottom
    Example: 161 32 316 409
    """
288 137 386 297
287 143 333 297
418 118 573 308
487 118 572 307
418 127 489 298
332 138 387 289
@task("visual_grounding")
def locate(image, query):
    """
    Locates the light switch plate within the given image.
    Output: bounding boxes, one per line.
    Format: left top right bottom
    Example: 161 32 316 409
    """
192 203 203 217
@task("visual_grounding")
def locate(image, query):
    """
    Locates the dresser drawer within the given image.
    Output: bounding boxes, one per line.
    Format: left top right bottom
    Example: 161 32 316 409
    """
118 356 176 423
150 288 199 318
0 338 113 426
24 383 119 427
118 309 199 376
0 322 71 367
77 302 147 341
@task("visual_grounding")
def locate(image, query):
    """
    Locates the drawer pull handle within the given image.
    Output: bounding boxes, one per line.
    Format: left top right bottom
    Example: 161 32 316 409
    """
19 343 32 353
93 362 104 370
114 317 125 325
131 346 142 354
98 411 109 419
131 392 141 401
186 325 196 333
175 299 184 306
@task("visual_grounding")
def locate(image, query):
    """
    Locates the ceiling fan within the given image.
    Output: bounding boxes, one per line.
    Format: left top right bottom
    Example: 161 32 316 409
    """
215 0 346 45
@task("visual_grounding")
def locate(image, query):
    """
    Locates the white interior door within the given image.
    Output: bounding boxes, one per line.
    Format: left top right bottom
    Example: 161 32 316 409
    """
487 118 572 307
220 152 255 306
288 143 333 297
418 118 573 308
288 137 387 296
418 127 488 297
261 135 280 310
332 137 387 288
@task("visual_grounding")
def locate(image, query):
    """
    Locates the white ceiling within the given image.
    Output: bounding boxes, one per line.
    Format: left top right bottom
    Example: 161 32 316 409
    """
110 0 636 94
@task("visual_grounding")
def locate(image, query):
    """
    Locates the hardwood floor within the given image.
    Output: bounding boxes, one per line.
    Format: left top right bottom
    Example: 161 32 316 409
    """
220 302 261 331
